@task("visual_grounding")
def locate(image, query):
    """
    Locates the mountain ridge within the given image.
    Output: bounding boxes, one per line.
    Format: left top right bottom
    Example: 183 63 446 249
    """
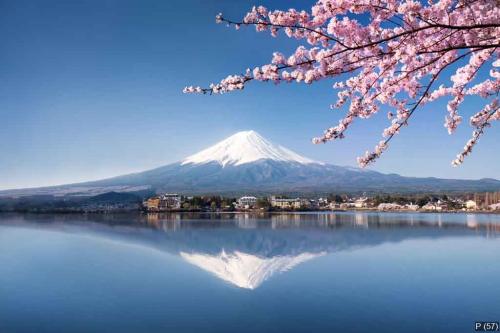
1 130 499 197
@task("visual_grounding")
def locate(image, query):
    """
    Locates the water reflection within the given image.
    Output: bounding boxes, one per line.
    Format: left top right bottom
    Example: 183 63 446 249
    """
1 212 499 289
466 213 478 229
180 250 325 289
354 212 368 227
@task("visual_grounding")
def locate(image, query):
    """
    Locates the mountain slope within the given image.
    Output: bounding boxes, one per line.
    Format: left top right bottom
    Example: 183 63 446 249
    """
1 130 499 196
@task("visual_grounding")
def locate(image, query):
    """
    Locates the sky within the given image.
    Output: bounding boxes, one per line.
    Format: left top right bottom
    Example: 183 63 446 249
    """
1 0 499 190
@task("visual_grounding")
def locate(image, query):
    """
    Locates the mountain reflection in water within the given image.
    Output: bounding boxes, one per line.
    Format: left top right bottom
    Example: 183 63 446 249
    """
2 212 499 289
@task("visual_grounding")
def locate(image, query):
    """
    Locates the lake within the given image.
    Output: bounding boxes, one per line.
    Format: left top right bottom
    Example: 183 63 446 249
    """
1 212 499 333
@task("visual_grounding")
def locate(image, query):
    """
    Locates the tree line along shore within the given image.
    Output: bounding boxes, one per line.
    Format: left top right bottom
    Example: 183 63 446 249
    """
1 191 499 214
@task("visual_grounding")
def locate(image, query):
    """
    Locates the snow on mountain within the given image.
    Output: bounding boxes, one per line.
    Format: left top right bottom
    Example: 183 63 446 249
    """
180 250 325 289
181 130 323 167
2 130 500 197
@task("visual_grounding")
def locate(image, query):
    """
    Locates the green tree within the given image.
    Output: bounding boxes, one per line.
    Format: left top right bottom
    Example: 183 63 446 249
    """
256 198 270 210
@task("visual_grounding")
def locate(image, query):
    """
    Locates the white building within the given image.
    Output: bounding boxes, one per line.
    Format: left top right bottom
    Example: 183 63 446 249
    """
340 202 356 209
270 196 304 210
354 198 368 208
405 203 419 211
317 198 329 208
377 203 403 211
421 203 442 211
159 193 181 210
329 202 341 210
237 196 258 209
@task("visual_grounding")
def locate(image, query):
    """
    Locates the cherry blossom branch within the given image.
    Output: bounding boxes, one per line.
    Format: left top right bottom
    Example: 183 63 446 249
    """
357 51 473 167
363 46 498 165
452 100 499 166
185 0 500 168
216 14 348 48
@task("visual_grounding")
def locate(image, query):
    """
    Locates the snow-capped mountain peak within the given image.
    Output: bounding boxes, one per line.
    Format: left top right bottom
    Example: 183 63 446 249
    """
181 130 322 167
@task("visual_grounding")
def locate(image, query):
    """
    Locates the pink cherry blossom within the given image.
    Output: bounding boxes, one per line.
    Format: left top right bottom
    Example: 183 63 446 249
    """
186 0 500 167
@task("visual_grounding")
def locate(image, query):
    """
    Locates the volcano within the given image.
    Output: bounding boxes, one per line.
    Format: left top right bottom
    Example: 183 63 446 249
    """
2 130 499 197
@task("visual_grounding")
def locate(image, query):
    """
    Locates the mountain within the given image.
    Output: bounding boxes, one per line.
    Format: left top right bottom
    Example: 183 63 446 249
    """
1 130 499 197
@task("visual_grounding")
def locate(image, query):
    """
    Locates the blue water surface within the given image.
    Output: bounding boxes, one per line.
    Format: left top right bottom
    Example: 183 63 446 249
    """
0 212 499 333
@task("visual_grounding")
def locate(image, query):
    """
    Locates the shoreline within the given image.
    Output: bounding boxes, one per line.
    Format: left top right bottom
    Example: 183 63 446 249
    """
1 208 499 215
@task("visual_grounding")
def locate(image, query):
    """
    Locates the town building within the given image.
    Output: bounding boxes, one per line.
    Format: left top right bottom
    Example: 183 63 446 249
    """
270 196 305 210
317 198 329 208
339 202 355 209
144 193 181 211
421 203 442 211
145 197 161 211
354 197 369 208
377 203 403 211
329 202 343 210
237 196 258 209
159 193 182 210
405 203 419 211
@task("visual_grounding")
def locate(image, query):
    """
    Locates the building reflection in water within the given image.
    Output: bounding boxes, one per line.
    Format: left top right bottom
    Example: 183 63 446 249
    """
146 213 181 231
354 212 368 228
437 214 442 228
4 211 499 290
89 211 500 289
466 214 478 229
138 211 500 234
236 214 258 229
135 212 500 289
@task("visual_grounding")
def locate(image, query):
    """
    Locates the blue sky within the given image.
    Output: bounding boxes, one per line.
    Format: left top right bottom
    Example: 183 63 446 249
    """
1 0 499 190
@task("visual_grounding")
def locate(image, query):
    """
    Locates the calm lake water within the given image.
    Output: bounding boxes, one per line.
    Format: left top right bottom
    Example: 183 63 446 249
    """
1 212 499 333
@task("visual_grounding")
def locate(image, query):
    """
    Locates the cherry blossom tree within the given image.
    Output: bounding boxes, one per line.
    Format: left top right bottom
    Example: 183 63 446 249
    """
184 0 500 167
